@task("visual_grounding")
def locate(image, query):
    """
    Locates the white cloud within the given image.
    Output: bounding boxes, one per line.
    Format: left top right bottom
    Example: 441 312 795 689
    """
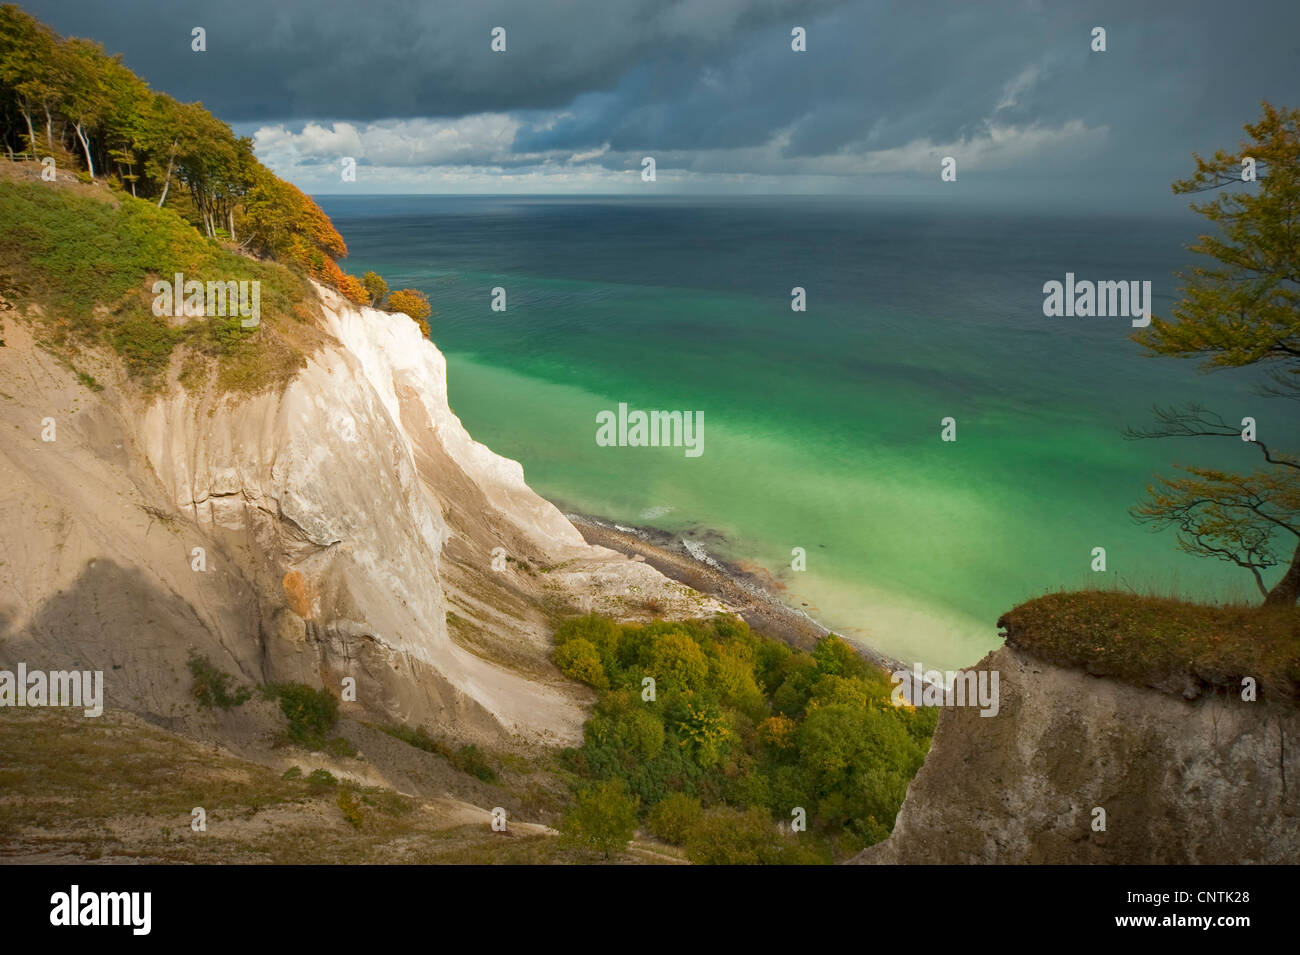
252 115 525 169
568 143 611 163
996 64 1043 113
250 109 1109 195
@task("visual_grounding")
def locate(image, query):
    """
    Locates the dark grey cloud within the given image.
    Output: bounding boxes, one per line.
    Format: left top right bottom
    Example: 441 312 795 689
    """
15 0 1300 201
17 0 844 122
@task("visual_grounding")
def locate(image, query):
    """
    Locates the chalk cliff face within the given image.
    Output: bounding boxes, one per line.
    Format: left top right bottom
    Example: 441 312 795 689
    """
854 645 1299 864
0 283 719 746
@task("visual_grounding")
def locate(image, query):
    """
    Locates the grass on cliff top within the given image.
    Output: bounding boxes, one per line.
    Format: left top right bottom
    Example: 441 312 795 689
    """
0 172 325 394
998 591 1300 705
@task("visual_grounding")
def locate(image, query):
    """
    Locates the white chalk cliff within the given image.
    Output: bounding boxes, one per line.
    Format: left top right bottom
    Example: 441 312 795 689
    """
0 283 720 746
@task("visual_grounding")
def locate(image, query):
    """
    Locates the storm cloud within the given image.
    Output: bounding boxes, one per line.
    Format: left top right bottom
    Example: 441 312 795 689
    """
17 0 1300 201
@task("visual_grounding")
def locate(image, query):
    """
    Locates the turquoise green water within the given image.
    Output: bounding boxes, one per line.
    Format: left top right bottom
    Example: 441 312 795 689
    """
319 195 1286 671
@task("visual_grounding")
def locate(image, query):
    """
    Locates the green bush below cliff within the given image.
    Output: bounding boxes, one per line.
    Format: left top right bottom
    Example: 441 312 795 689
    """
552 613 937 863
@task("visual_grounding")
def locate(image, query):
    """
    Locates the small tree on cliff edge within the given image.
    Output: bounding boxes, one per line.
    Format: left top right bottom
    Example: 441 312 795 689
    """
1129 102 1300 605
361 270 388 308
386 287 433 337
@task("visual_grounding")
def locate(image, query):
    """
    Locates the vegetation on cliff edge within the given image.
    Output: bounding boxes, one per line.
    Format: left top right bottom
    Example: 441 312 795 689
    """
0 5 438 392
999 591 1300 704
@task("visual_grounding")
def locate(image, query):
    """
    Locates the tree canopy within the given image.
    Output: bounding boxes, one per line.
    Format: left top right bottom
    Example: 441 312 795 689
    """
0 4 367 305
552 614 936 861
1131 102 1300 604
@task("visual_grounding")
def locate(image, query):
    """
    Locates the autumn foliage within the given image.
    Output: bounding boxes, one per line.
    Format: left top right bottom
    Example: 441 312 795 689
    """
0 5 372 303
385 288 433 336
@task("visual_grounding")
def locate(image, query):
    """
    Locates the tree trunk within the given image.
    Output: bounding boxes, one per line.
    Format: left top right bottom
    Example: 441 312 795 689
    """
43 104 53 150
20 108 35 154
73 121 95 178
1264 539 1300 605
157 151 174 207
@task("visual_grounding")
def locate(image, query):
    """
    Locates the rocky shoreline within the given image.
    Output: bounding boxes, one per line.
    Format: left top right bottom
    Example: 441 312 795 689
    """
567 512 907 674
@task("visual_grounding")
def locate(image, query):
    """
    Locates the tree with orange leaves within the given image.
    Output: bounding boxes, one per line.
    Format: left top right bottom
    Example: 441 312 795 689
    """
386 288 433 336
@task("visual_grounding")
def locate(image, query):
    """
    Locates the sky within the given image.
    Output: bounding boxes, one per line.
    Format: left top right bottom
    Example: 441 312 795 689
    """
17 0 1300 205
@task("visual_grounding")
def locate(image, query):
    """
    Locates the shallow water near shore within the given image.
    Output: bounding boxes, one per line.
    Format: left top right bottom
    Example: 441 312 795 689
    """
320 194 1293 671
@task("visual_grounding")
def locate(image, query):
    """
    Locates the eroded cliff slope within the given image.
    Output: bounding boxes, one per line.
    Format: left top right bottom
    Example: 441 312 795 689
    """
0 282 720 748
854 643 1298 864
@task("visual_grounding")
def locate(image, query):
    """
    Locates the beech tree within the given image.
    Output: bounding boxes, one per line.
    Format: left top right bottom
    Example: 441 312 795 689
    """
142 93 183 206
0 6 415 335
0 6 59 153
361 271 388 307
386 288 433 335
1130 102 1300 604
61 38 111 177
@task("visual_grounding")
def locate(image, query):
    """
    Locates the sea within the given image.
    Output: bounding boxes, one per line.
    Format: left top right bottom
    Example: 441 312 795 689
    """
316 194 1290 671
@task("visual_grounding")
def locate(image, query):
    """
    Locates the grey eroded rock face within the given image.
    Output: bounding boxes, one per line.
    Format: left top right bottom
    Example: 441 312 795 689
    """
853 646 1298 864
0 284 721 747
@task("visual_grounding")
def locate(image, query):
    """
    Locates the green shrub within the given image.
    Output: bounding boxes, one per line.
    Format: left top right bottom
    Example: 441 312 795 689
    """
683 806 782 865
307 768 337 789
558 613 936 863
375 721 442 754
323 735 357 758
75 369 103 392
361 790 413 816
186 654 251 709
272 683 339 749
646 792 702 845
648 631 709 694
558 779 640 858
371 722 497 782
812 634 872 680
452 743 497 783
553 637 608 689
554 614 622 652
337 788 365 829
